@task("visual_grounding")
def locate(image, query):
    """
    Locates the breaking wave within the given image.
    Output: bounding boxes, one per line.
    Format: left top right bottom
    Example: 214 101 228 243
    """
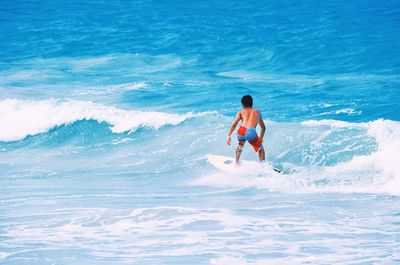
0 99 208 142
193 119 400 196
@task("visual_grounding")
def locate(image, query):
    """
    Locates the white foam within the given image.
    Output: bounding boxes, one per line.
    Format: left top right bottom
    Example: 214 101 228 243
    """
309 118 400 195
201 119 400 196
3 206 395 263
0 252 11 261
67 56 113 71
210 256 266 265
335 108 362 116
73 82 148 96
301 119 366 128
0 99 206 142
0 69 62 83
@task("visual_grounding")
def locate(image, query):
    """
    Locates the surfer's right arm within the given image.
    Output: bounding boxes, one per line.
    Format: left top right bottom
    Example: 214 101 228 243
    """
259 113 266 143
227 112 241 145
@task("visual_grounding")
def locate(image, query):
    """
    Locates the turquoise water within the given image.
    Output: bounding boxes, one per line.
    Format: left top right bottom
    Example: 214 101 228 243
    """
1 1 400 264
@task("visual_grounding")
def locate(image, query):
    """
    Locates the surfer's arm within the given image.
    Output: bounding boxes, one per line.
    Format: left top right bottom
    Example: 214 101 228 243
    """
227 112 241 145
259 115 266 142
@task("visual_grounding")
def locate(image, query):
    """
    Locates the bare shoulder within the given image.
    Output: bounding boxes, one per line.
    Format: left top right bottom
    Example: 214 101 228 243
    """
254 109 263 119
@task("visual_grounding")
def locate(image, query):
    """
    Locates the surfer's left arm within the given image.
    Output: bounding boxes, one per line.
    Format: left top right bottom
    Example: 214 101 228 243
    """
259 114 266 142
227 112 241 145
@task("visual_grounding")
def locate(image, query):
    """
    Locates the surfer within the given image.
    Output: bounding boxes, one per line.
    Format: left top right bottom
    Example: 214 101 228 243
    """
227 95 266 165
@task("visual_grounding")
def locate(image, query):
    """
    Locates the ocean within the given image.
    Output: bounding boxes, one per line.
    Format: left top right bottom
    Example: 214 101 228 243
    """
1 0 400 264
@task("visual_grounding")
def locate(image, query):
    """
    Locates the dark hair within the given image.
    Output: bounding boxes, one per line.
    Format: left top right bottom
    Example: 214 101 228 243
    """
241 95 253 107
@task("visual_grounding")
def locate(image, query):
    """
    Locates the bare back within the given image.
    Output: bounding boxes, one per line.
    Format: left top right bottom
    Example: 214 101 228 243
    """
240 108 260 128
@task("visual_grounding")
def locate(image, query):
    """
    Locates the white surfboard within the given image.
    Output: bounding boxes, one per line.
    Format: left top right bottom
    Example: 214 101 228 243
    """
207 154 282 174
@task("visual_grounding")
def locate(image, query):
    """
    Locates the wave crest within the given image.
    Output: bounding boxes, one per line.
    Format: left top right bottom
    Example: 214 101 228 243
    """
0 99 205 142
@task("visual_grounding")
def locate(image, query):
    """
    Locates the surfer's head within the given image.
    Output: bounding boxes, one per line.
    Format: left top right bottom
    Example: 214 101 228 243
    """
241 95 253 108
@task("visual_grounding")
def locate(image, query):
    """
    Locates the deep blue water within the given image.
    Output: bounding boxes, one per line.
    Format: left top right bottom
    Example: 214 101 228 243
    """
1 0 400 264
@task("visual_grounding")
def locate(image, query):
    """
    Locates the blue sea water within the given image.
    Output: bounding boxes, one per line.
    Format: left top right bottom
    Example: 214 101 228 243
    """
1 0 400 264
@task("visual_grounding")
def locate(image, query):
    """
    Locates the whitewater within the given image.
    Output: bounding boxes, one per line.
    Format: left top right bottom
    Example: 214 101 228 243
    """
1 0 399 264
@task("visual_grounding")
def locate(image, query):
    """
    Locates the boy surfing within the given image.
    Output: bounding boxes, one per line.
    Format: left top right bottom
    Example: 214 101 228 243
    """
227 95 266 165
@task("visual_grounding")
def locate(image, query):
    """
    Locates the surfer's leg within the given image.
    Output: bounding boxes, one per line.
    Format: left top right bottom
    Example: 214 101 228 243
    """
236 127 246 165
248 132 264 161
258 145 265 162
236 141 245 165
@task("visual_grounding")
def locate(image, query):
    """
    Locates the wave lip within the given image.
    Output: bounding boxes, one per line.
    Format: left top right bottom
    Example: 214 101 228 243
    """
0 99 205 142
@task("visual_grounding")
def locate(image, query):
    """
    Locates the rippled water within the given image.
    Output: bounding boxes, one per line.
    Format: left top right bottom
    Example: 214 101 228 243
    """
1 0 400 264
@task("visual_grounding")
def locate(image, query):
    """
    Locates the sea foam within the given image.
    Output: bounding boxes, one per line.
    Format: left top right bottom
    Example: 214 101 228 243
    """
195 119 400 196
0 99 203 142
302 119 400 195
